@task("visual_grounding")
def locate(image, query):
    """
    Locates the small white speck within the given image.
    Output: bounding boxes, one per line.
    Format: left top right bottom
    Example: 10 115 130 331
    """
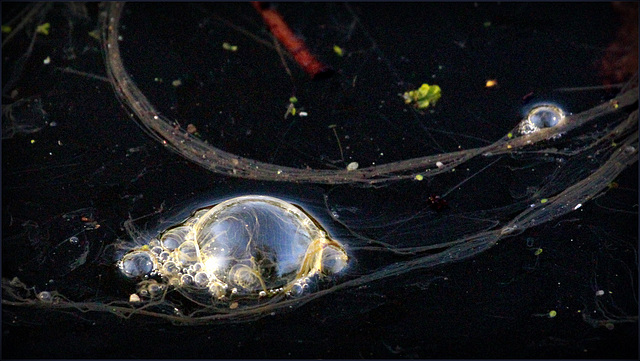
595 290 604 296
436 161 444 169
347 162 359 171
573 203 582 210
43 56 51 65
299 112 308 117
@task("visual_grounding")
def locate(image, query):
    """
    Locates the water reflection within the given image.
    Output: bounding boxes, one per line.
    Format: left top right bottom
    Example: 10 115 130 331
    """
2 2 637 333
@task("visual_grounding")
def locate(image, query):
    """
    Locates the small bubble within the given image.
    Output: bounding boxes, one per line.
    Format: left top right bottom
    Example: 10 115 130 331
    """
159 251 170 262
151 246 163 256
527 105 564 128
181 274 194 285
194 272 209 287
149 283 162 296
290 283 303 297
37 291 52 302
163 261 179 274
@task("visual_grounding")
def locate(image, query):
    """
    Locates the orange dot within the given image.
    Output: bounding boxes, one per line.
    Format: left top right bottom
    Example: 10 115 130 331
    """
485 79 498 88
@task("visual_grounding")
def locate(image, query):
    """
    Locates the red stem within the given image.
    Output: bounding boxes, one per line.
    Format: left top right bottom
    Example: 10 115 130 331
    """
252 2 333 80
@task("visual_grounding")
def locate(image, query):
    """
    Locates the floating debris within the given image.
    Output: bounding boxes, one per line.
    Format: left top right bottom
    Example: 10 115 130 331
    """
333 45 344 57
403 83 442 109
284 103 296 119
36 22 50 35
222 42 238 52
346 162 359 171
88 29 100 40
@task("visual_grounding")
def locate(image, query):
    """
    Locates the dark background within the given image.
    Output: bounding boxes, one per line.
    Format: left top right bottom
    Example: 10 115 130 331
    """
2 2 637 358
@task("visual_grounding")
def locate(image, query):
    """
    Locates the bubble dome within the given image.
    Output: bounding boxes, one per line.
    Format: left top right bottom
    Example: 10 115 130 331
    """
118 195 348 302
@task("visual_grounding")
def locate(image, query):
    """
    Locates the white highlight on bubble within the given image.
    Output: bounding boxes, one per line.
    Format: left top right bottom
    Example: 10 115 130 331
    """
205 257 222 272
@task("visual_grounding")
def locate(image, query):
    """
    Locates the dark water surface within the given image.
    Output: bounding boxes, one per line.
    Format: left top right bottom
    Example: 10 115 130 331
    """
2 3 637 358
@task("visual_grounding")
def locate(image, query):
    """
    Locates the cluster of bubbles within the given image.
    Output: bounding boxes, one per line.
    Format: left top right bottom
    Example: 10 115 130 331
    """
118 196 349 304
